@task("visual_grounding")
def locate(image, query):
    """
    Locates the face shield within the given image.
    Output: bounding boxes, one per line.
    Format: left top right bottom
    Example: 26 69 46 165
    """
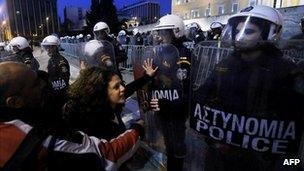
221 16 278 50
12 45 20 54
42 45 58 56
155 29 175 44
94 29 108 41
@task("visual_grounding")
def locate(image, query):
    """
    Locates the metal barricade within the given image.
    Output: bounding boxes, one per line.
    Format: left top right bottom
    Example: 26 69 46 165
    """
60 43 86 60
0 54 16 63
121 45 145 71
192 41 233 91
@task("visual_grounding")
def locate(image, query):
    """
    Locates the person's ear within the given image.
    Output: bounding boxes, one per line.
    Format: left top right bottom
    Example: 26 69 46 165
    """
5 96 24 108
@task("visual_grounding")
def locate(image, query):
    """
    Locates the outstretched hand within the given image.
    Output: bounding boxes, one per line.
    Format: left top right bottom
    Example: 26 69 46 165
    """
142 58 158 77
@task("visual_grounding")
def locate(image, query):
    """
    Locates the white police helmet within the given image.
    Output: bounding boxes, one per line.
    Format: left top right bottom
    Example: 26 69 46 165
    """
93 22 110 34
221 5 283 49
133 28 139 35
41 35 60 46
83 40 114 69
9 36 29 50
153 14 185 38
118 30 126 36
0 42 6 47
210 21 224 30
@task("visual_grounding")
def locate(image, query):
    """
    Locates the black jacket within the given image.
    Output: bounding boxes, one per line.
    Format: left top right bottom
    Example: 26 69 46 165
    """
15 47 39 71
106 36 128 65
47 53 70 93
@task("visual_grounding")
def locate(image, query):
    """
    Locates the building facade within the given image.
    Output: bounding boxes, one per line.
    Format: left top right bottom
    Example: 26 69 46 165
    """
118 0 160 28
172 0 304 19
64 6 87 31
0 0 59 41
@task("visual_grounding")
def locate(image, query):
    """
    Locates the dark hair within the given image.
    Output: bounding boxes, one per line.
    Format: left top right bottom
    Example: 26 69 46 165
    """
67 67 117 111
64 67 123 136
64 68 119 127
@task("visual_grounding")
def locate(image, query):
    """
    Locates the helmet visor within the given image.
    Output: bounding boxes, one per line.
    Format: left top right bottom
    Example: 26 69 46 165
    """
155 29 175 44
94 29 108 40
221 16 277 49
12 45 20 53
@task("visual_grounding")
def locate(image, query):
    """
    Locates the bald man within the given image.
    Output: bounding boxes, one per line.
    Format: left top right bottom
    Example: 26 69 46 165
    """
0 62 45 109
0 61 145 171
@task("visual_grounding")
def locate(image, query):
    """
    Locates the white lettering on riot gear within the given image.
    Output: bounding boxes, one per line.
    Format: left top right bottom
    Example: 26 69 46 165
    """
152 89 179 101
52 78 67 90
193 103 297 154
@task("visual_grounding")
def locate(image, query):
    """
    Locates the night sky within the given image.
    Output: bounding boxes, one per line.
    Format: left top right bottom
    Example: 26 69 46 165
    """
58 0 171 21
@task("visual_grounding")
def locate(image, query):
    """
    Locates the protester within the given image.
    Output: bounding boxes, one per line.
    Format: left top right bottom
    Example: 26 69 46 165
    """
65 58 157 140
0 61 145 171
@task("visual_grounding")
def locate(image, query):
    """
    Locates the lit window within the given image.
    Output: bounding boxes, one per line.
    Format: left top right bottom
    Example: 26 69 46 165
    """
218 6 224 15
184 13 189 19
232 3 238 13
205 8 211 17
191 9 200 18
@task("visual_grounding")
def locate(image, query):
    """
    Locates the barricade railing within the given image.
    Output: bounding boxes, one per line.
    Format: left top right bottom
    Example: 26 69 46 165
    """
0 54 16 63
60 43 86 60
60 40 304 75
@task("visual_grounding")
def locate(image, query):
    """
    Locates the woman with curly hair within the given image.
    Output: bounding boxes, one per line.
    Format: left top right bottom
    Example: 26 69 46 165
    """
65 58 157 140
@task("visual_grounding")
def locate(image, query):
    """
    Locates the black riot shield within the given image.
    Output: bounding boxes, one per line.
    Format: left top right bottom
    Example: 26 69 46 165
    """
190 40 304 170
83 40 116 71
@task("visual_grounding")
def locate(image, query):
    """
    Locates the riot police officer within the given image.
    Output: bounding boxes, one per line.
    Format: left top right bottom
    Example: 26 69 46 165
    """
187 22 205 44
9 36 39 70
93 22 127 71
194 5 304 171
42 35 70 114
117 30 129 45
207 21 224 40
131 28 144 45
149 14 191 171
